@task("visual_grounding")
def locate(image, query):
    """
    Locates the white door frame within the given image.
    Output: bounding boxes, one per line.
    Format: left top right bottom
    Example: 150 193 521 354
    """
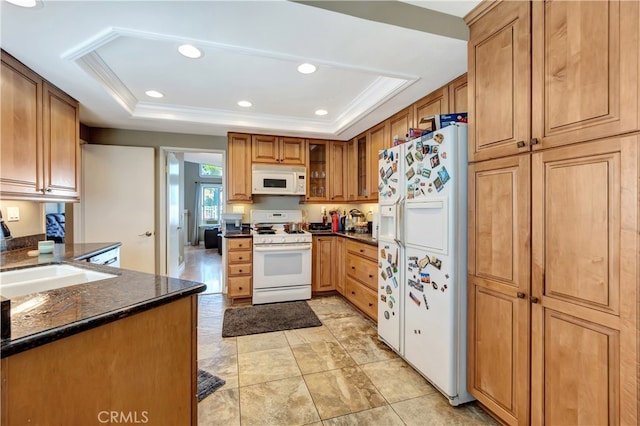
158 146 226 277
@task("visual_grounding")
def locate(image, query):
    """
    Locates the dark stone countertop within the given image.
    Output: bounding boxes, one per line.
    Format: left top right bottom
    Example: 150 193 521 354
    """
309 231 378 247
0 243 206 358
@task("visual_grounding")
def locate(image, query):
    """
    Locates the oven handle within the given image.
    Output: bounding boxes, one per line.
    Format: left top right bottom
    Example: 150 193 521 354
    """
254 244 312 252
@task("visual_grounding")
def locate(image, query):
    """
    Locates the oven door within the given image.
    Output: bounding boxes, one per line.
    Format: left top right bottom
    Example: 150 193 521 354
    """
253 243 312 288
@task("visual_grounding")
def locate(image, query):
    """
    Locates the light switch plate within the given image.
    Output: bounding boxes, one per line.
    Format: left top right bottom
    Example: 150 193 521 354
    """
6 206 19 221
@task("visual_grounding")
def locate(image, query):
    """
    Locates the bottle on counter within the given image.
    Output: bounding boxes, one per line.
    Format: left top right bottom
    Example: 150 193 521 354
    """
331 211 339 232
322 210 328 225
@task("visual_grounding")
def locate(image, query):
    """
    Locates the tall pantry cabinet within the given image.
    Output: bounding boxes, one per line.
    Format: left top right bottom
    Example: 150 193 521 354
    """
465 1 639 425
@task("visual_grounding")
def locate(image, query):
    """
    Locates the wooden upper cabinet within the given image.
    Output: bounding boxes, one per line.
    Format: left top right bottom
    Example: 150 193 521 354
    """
366 121 387 201
43 82 79 199
414 86 449 126
328 141 348 202
467 154 531 425
388 106 413 143
251 135 305 165
1 52 79 201
348 133 366 201
227 133 252 202
530 137 638 426
448 73 468 114
532 0 639 150
1 54 43 196
467 1 531 162
279 137 306 164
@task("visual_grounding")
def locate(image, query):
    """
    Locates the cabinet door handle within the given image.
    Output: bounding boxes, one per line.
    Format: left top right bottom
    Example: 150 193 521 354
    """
530 296 540 304
368 303 373 307
517 292 526 299
530 138 540 145
351 266 356 270
516 140 526 148
368 274 373 278
239 286 243 290
351 291 356 295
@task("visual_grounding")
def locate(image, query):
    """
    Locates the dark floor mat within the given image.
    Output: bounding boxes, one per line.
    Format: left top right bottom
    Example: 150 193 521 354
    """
197 369 225 402
221 301 322 337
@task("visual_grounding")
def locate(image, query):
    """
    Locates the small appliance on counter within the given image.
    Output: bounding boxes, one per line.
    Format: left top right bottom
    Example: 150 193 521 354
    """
221 213 247 235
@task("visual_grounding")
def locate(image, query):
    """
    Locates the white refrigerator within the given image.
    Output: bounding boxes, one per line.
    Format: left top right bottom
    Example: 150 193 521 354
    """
377 123 473 405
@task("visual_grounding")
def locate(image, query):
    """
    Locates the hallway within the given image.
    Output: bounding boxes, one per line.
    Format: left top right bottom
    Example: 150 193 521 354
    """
179 244 223 293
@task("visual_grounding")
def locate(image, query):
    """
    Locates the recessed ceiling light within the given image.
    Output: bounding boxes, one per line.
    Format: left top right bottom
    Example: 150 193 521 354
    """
6 0 37 7
315 109 328 116
145 90 164 98
238 101 252 107
178 44 202 59
297 63 317 74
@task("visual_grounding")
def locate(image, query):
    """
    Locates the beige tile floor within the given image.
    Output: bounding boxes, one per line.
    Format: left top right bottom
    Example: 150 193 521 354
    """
197 294 497 426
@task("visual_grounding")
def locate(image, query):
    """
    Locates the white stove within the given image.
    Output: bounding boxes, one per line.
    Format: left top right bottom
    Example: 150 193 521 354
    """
251 210 312 304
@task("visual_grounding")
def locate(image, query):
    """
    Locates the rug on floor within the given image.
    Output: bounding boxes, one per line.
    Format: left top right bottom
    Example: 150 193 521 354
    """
197 369 225 402
221 300 322 337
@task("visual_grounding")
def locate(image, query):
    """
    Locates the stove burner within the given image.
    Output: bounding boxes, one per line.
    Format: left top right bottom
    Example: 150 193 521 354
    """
284 230 305 234
256 230 276 235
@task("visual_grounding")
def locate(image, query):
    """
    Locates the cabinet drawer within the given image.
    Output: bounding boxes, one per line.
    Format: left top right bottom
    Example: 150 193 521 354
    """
228 251 252 264
346 253 377 290
228 276 252 298
345 276 377 322
228 263 251 276
346 240 377 261
227 238 252 250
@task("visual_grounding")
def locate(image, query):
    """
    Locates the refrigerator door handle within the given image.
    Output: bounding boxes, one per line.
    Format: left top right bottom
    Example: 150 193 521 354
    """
396 196 405 247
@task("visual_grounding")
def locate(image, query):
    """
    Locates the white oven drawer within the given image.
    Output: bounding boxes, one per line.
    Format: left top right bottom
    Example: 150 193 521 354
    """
253 243 312 290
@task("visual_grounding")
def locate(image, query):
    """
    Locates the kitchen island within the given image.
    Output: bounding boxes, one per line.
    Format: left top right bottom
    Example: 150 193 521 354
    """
0 243 206 426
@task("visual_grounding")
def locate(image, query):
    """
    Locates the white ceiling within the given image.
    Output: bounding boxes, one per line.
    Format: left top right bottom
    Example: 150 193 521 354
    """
1 0 480 141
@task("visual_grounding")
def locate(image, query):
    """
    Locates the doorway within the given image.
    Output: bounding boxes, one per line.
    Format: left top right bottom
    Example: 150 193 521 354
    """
158 147 225 293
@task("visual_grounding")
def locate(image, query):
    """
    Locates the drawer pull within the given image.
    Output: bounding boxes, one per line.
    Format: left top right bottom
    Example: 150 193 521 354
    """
239 287 243 290
368 303 373 307
351 266 356 270
368 274 373 278
238 269 243 273
238 256 243 260
359 249 364 253
351 291 356 295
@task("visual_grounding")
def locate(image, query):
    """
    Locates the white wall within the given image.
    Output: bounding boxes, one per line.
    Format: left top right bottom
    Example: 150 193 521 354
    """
0 200 45 238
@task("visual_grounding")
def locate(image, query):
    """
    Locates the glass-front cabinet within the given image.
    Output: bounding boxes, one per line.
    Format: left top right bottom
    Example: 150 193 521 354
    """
306 139 328 202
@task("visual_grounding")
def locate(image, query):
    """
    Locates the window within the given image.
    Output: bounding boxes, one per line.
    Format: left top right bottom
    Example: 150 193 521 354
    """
201 184 223 225
199 163 223 178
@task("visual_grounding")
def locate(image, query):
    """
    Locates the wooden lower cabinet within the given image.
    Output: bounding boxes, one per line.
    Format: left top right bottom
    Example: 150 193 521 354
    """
312 235 336 292
226 237 252 299
468 137 639 425
468 154 531 424
1 297 198 426
530 137 638 425
335 236 346 295
345 239 378 322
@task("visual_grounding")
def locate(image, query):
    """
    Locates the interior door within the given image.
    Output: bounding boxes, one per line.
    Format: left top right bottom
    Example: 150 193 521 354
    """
76 145 155 274
166 152 182 277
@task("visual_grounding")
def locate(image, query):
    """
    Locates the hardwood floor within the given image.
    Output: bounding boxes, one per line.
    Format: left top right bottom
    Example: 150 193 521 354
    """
179 244 223 293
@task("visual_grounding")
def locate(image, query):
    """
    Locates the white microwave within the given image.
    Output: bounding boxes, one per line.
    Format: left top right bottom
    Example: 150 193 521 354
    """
252 164 306 195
